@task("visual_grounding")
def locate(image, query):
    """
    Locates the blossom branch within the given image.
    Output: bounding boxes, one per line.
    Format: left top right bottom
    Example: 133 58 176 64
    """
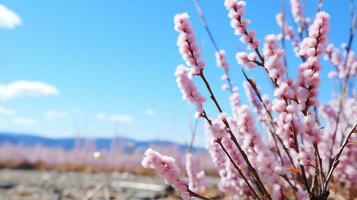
324 122 357 192
193 0 234 93
329 12 357 160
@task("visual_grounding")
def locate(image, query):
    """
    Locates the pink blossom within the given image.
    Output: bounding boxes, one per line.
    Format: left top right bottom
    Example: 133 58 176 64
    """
185 153 206 193
276 13 295 40
219 135 251 195
302 114 321 144
263 34 287 81
326 44 357 79
272 79 298 148
276 12 301 55
221 74 229 81
297 150 314 166
236 52 256 69
174 13 205 74
230 87 241 118
225 0 260 50
206 116 226 139
142 148 190 199
221 83 230 91
299 12 330 57
215 50 229 71
290 0 303 23
207 139 226 170
325 44 343 67
149 2 357 199
296 58 321 110
175 65 206 113
296 12 329 112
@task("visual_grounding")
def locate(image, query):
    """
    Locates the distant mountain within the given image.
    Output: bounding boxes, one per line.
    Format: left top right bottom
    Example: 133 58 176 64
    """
0 132 202 152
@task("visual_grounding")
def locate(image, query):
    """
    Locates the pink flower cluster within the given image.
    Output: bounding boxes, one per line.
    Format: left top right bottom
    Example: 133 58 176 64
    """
302 114 321 144
297 12 329 111
219 136 250 195
215 50 229 72
174 13 206 74
290 0 311 35
230 88 283 199
236 52 257 69
185 153 206 193
297 57 321 110
175 65 206 113
325 44 357 79
299 12 329 57
142 1 357 199
272 80 298 147
263 34 287 81
243 82 271 125
276 13 296 41
225 0 259 50
290 0 303 23
276 13 301 54
206 114 227 139
142 148 190 199
229 87 241 117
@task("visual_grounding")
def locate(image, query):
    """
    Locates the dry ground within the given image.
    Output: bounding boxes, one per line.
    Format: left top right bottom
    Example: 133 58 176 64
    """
0 169 172 200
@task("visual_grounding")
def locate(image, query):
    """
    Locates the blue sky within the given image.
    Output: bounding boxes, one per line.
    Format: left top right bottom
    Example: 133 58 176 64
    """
0 0 355 146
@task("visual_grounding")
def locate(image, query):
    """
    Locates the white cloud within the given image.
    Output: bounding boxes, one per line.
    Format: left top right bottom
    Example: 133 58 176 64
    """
13 117 37 125
0 4 22 29
145 108 155 116
0 81 59 100
0 106 16 116
45 110 68 121
96 113 134 124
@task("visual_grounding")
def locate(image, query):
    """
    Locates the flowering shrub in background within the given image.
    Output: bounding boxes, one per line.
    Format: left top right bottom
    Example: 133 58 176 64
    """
142 0 357 199
0 141 213 174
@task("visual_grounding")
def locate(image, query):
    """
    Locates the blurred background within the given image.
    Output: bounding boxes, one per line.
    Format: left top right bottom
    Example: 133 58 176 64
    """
0 0 355 199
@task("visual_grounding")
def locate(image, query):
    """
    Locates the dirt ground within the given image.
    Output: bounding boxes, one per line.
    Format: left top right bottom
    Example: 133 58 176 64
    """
0 169 172 200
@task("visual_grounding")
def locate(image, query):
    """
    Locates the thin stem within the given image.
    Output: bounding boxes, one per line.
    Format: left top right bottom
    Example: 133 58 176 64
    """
188 118 199 153
314 144 325 190
324 122 357 191
300 165 311 196
193 0 219 51
189 189 211 200
286 111 311 195
253 48 278 87
241 69 285 165
317 0 323 12
199 72 223 113
280 174 299 200
199 71 272 200
216 139 262 200
222 119 273 200
201 110 262 199
241 69 299 169
329 17 356 162
193 0 234 93
280 0 289 76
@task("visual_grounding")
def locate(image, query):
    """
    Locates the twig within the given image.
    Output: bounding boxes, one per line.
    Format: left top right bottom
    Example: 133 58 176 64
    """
324 122 357 191
189 189 211 200
193 0 234 93
280 0 289 75
201 111 262 199
216 139 262 200
188 118 199 153
329 11 357 162
317 0 323 12
199 70 272 200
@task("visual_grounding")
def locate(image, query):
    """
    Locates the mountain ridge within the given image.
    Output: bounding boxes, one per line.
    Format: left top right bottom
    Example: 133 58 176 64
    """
0 132 203 151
